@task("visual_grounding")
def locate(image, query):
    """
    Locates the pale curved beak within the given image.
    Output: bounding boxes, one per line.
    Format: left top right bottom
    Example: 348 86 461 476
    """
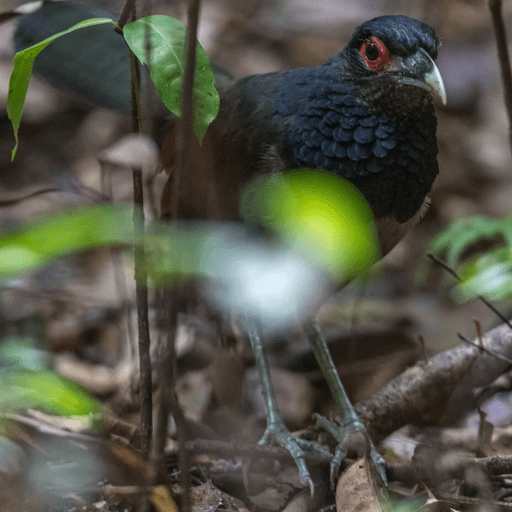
392 47 447 106
423 58 447 105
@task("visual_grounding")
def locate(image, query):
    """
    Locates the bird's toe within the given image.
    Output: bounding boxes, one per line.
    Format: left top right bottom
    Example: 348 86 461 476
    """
258 419 330 494
315 414 387 488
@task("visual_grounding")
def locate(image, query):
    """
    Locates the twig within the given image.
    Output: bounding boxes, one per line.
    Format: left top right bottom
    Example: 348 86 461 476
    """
428 253 512 329
165 439 332 465
457 332 512 366
473 317 484 347
489 0 512 156
418 334 429 364
388 454 512 484
117 0 136 29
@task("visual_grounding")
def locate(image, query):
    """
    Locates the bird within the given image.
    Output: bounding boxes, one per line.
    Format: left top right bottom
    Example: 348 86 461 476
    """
157 14 445 490
14 7 445 492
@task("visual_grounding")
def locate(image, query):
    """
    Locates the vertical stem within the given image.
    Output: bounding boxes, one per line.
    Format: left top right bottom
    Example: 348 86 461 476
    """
172 0 201 220
129 37 153 454
489 0 512 156
133 169 152 455
172 3 201 511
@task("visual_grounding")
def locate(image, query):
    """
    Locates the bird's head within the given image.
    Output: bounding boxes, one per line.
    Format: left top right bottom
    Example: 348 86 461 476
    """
340 15 446 106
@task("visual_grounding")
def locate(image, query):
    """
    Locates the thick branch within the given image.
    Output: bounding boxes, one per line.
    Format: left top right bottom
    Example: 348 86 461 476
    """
356 320 512 439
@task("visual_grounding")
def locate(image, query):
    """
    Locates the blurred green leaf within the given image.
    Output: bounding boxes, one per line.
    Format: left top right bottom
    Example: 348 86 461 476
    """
429 216 510 268
454 247 512 302
0 337 50 370
147 170 379 285
8 16 114 159
240 170 379 281
146 220 339 328
424 214 512 302
146 221 209 284
0 204 134 281
0 369 102 418
123 15 219 141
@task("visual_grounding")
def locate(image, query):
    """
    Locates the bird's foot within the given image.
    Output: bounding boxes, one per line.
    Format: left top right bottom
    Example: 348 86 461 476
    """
314 414 387 489
258 419 331 495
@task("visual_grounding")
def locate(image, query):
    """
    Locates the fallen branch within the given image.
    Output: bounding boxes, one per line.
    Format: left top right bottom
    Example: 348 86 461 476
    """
356 320 512 439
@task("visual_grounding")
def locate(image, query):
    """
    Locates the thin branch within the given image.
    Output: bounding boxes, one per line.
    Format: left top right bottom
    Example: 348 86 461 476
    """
388 454 512 486
489 0 512 155
457 332 512 366
165 439 332 465
172 0 200 221
117 0 137 29
126 6 153 457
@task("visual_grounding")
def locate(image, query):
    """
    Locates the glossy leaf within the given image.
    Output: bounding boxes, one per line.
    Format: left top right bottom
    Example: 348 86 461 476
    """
14 2 132 113
123 15 219 141
8 16 114 159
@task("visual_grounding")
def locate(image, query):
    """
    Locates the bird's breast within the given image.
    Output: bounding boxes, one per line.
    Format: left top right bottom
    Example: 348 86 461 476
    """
375 197 430 257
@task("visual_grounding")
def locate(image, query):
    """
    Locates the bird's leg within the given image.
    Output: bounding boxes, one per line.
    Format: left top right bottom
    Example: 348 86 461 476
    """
302 320 387 488
244 316 329 495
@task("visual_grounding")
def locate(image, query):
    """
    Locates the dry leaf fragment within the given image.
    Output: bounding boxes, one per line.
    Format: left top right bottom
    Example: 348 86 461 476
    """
335 454 391 512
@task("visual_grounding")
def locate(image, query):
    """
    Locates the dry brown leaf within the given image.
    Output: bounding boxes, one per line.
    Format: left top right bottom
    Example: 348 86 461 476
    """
151 485 179 512
335 455 391 512
281 490 310 512
417 487 458 512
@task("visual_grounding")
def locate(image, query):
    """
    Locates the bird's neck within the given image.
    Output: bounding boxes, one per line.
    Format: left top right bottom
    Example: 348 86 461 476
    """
356 80 435 119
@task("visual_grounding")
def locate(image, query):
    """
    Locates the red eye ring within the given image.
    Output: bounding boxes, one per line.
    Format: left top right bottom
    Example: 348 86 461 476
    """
359 36 390 70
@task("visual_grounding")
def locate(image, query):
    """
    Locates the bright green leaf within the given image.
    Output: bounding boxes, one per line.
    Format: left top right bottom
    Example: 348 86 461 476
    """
0 369 102 418
239 170 379 281
0 204 134 281
8 16 114 159
123 15 219 141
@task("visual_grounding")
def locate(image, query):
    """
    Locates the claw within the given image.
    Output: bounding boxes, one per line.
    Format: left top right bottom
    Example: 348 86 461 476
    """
315 414 387 489
258 420 329 495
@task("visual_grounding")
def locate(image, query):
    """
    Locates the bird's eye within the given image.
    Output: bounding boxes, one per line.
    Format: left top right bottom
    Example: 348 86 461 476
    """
366 42 379 60
359 36 390 70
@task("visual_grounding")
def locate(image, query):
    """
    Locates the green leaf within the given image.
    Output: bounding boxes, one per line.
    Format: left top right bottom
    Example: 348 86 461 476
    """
123 15 220 141
454 247 512 301
0 369 102 418
8 16 114 159
15 2 131 113
0 337 50 371
429 216 503 268
421 214 512 302
0 204 134 281
239 170 379 281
